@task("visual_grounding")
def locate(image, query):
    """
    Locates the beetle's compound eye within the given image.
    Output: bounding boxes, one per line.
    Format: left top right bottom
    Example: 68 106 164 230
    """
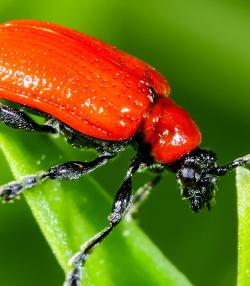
177 165 201 186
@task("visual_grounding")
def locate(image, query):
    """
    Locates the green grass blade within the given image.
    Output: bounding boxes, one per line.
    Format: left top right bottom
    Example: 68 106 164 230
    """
0 126 193 286
237 167 250 286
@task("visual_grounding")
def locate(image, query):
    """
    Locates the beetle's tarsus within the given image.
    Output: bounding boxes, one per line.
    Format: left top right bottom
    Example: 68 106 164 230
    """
0 182 23 201
0 175 40 201
65 224 114 286
64 265 82 286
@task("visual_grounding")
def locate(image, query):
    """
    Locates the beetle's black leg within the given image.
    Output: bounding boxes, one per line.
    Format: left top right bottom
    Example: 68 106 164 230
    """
211 154 250 176
0 154 114 201
0 103 56 133
65 154 142 286
126 174 162 219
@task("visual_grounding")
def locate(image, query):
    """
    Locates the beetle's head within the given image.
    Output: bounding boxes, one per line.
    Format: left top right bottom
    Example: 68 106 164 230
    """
175 149 218 212
172 148 250 212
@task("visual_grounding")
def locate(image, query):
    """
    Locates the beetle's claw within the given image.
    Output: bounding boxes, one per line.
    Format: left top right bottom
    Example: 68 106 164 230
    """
0 182 23 202
242 154 250 164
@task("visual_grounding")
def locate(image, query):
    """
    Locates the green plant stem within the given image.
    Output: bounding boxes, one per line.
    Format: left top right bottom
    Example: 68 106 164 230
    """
237 167 250 286
0 126 193 286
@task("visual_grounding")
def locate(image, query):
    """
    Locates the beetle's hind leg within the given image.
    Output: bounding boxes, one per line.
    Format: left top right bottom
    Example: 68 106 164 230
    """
0 103 56 133
0 154 113 201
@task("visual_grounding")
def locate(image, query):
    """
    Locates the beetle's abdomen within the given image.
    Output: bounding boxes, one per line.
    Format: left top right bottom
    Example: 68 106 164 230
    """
0 20 170 140
142 98 201 163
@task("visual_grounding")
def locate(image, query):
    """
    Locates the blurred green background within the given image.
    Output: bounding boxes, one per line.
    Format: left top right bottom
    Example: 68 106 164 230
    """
0 0 249 285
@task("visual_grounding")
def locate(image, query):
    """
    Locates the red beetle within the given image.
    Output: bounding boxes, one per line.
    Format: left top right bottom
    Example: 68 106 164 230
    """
0 20 249 286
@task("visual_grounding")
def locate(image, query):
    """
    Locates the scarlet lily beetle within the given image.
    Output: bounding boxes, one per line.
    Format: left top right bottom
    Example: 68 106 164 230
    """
0 20 249 286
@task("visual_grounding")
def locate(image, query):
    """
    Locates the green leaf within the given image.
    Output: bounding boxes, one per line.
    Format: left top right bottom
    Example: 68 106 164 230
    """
0 125 193 286
237 167 250 286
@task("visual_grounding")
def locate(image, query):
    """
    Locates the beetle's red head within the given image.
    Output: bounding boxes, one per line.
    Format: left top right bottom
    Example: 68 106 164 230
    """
142 97 201 164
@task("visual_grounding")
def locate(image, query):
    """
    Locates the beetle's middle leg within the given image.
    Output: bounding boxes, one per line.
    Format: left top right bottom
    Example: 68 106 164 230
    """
126 174 162 219
64 154 142 286
0 103 56 133
0 154 114 201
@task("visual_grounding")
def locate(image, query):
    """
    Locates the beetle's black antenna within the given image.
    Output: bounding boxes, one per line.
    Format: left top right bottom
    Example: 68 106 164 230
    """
209 154 250 176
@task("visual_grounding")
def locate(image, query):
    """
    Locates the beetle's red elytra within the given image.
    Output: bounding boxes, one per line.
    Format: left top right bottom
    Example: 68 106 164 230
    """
0 20 200 163
0 20 249 286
